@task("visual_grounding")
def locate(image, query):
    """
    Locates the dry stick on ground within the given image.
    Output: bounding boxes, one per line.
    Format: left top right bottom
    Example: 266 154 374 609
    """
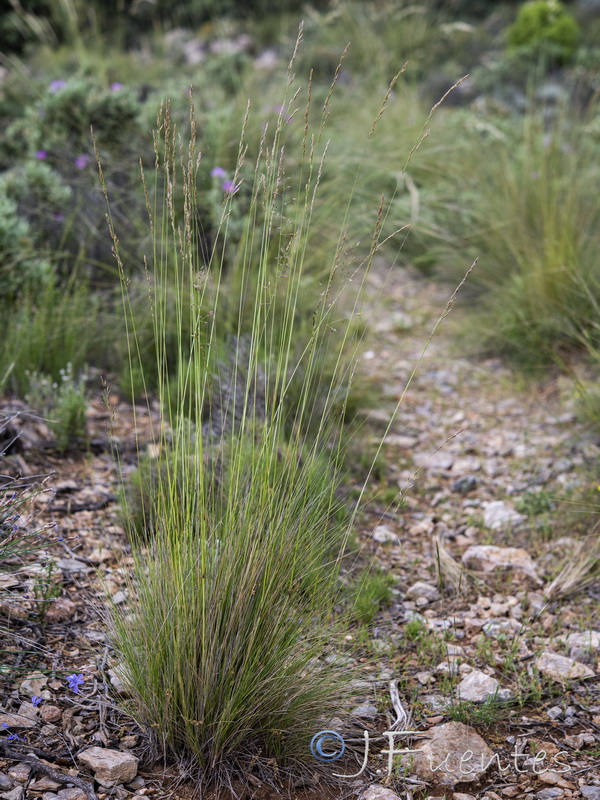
0 740 99 800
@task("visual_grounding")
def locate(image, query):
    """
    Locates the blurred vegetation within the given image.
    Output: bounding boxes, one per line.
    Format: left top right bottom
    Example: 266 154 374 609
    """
0 0 598 418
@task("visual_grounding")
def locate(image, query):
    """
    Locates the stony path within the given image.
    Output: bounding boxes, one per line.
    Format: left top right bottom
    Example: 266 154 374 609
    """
346 265 600 800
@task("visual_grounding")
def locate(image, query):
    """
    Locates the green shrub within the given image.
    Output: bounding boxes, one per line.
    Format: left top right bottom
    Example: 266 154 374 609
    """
352 566 395 625
25 363 88 452
0 277 107 395
0 191 51 301
507 0 580 64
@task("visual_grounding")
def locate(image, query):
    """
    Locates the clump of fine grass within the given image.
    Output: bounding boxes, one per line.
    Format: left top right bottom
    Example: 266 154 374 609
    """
104 34 407 789
351 566 395 625
417 105 600 368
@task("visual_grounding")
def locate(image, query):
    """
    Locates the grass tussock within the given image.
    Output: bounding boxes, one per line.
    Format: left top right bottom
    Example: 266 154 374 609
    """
106 37 406 787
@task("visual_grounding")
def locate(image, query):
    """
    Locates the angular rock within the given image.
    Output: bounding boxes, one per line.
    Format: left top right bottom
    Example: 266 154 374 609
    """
537 789 564 800
383 434 418 449
423 695 447 713
0 787 23 800
564 732 595 749
40 705 62 723
0 775 12 792
108 668 129 697
482 501 525 530
483 617 522 638
19 671 47 697
451 457 481 475
535 651 595 682
413 451 454 471
581 788 600 800
462 545 539 582
77 747 138 786
0 711 36 729
7 766 29 782
452 475 478 494
453 794 477 800
56 558 92 574
360 786 404 800
456 670 500 703
15 701 38 721
371 525 398 544
29 777 62 791
560 630 600 650
406 582 440 602
411 721 495 786
57 789 87 800
45 598 77 623
351 702 378 720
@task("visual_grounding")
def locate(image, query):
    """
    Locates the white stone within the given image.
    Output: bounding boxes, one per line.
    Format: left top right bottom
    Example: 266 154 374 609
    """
108 667 129 697
451 457 481 475
361 786 403 800
77 747 138 787
483 618 522 638
456 670 500 703
560 630 600 650
535 651 595 682
482 501 525 530
406 582 440 602
413 451 454 471
351 702 378 720
462 545 539 582
371 525 398 544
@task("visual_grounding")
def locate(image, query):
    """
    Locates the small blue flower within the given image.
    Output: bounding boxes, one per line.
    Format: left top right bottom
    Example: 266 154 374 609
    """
1 724 20 741
49 79 67 94
31 696 43 707
66 673 85 693
210 166 227 179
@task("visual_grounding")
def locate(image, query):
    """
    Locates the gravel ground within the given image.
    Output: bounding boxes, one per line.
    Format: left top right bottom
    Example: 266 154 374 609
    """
0 265 599 800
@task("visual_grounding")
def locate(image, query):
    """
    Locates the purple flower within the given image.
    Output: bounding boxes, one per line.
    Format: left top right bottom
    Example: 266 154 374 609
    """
31 696 43 707
49 80 67 94
75 154 90 170
111 82 123 91
66 673 85 693
35 150 47 160
1 724 20 741
210 166 227 179
222 179 239 195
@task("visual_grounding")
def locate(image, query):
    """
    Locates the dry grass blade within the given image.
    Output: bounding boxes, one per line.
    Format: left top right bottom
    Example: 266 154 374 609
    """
433 532 470 594
544 528 600 600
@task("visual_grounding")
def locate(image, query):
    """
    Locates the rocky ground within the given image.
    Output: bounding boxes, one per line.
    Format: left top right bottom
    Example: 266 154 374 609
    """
0 265 599 800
